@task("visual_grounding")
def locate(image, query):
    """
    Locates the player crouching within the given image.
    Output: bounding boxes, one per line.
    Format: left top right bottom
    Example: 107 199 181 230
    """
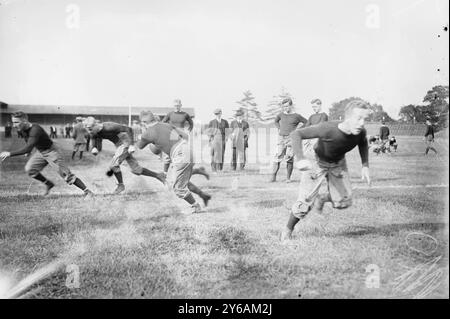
137 111 211 214
84 116 166 194
280 100 371 242
0 111 93 196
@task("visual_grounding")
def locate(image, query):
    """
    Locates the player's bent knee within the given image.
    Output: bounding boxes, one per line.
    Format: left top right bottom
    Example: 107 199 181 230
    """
131 166 144 175
110 166 121 173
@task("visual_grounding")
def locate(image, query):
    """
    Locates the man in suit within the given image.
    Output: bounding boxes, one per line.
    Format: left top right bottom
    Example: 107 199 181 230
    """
208 108 229 173
230 109 250 170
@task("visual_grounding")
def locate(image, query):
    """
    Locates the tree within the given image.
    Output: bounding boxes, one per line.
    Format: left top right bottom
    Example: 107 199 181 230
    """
422 85 449 128
329 97 394 122
235 90 261 122
398 104 427 123
262 87 292 122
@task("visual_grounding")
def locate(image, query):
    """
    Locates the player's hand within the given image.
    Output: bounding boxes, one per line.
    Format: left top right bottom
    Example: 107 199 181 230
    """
128 145 136 154
361 166 371 186
295 159 312 171
0 151 11 162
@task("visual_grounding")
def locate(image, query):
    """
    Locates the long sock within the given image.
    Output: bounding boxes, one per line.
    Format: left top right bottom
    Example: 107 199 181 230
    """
286 213 300 231
287 162 293 180
72 151 76 159
425 147 430 155
73 178 87 191
184 193 196 205
79 151 83 159
114 171 123 184
33 173 51 185
188 182 204 197
141 168 160 179
431 147 438 154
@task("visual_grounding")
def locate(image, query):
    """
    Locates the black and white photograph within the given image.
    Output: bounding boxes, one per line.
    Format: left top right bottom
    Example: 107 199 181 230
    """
0 0 449 303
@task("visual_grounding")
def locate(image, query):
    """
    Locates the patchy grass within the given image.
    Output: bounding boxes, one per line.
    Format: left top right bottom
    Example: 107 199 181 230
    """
0 136 448 298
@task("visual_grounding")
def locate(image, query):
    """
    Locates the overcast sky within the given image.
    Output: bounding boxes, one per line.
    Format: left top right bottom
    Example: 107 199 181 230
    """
0 0 448 121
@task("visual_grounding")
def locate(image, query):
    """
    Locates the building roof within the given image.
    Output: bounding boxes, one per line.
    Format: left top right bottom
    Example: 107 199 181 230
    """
0 104 195 117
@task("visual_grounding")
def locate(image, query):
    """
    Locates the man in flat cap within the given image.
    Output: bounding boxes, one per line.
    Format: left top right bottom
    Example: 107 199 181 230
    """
208 108 229 173
230 109 250 170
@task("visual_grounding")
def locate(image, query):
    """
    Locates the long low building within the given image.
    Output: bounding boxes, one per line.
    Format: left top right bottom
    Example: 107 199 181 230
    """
0 102 195 127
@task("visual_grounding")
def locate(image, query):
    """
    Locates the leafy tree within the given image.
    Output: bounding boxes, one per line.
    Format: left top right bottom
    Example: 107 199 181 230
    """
329 97 394 122
422 85 449 128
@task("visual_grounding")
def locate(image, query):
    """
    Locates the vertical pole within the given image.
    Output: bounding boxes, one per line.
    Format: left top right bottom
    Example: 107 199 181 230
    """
128 105 132 127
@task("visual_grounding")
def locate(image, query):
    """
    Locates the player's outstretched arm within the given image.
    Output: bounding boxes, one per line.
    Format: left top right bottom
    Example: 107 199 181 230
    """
358 131 370 186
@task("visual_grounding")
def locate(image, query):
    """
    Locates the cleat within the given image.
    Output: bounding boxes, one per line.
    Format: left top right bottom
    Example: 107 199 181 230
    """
113 183 125 194
269 174 276 183
106 169 114 177
83 189 94 197
286 179 293 184
280 228 293 243
201 193 212 207
190 203 202 214
44 181 55 196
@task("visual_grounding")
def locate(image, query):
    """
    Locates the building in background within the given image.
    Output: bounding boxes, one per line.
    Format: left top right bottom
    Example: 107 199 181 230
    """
0 102 195 130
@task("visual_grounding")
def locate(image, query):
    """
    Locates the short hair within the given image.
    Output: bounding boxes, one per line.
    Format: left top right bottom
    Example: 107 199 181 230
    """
281 97 293 106
311 98 322 105
140 110 157 122
344 99 369 117
11 111 28 120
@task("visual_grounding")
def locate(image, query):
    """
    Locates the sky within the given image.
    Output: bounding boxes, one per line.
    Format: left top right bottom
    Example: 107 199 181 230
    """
0 0 448 122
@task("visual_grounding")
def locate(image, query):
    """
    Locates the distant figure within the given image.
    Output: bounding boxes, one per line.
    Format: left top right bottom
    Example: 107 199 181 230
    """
5 122 12 138
379 121 390 153
208 108 229 173
230 109 250 170
59 126 64 138
72 117 88 160
389 136 398 152
65 123 72 138
424 120 438 155
49 126 58 139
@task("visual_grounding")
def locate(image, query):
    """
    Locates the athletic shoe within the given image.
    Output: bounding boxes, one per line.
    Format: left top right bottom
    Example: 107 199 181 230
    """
113 183 125 194
201 193 212 207
286 179 293 184
44 181 55 196
106 169 114 177
189 203 202 214
280 228 293 242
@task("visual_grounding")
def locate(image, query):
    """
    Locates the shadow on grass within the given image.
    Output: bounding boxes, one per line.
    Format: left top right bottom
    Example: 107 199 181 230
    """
336 222 446 237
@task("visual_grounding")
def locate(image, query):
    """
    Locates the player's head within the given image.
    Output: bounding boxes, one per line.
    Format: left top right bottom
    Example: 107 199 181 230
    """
214 108 222 119
11 111 29 131
173 99 182 112
84 116 98 133
235 109 244 121
140 110 157 128
343 100 370 135
311 98 322 113
281 98 293 113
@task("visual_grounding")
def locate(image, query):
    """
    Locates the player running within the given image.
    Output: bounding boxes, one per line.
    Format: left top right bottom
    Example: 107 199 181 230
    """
0 111 93 196
84 116 166 194
138 110 211 214
280 100 371 241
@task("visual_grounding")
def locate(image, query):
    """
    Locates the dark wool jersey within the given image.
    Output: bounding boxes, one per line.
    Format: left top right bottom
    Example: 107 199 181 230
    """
10 124 53 156
305 112 328 127
274 112 307 136
137 122 186 156
90 122 134 146
379 126 390 140
162 111 193 131
425 125 435 138
291 122 369 167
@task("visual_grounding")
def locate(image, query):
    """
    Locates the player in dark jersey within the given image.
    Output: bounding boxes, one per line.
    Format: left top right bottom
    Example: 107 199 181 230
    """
305 99 328 127
161 99 194 172
84 116 166 194
0 111 93 196
138 111 211 214
280 100 371 242
271 98 307 183
424 120 438 155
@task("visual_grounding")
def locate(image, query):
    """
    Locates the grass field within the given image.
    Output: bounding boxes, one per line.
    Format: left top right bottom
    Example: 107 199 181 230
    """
0 134 449 299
